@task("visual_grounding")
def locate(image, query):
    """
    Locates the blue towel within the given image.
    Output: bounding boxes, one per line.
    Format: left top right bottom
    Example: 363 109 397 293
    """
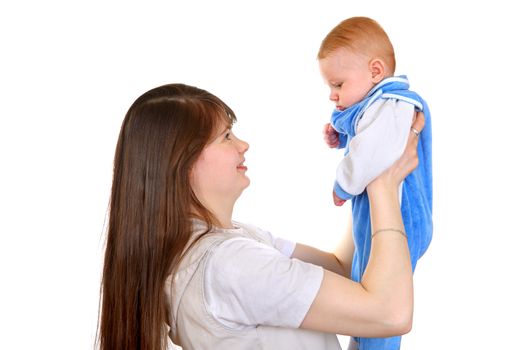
331 76 433 350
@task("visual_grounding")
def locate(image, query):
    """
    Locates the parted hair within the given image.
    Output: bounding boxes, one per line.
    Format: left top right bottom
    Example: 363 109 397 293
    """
98 83 236 350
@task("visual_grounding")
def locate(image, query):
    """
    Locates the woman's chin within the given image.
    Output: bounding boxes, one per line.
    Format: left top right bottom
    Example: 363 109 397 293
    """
237 177 250 194
241 177 250 190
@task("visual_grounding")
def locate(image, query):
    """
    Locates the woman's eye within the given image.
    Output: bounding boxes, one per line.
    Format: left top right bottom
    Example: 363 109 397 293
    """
225 132 232 140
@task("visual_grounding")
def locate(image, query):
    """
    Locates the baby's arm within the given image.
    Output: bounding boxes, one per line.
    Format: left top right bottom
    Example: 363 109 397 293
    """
334 99 415 199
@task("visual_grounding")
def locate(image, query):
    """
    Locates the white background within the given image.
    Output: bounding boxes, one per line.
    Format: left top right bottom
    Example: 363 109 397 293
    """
1 0 524 349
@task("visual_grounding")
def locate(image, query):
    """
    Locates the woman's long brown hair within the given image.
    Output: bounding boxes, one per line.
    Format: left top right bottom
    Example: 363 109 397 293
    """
98 84 236 350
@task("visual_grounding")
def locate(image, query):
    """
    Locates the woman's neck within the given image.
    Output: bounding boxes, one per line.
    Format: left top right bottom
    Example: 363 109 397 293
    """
202 197 235 229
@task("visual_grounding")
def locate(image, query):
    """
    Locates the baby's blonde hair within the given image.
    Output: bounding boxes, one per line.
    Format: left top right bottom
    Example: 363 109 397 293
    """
318 17 396 75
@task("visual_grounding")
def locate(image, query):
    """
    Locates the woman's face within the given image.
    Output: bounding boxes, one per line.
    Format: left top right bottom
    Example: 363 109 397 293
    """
190 124 250 205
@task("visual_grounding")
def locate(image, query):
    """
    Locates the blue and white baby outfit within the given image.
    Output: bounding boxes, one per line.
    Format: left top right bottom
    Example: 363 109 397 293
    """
331 75 433 350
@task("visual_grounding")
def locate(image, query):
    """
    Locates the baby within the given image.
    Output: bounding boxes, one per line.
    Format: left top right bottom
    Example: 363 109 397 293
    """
318 17 433 350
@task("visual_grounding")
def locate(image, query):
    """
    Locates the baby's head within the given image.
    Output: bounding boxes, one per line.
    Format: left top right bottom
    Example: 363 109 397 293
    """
318 17 395 110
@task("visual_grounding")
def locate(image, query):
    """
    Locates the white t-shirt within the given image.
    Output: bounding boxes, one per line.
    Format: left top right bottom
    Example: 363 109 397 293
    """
203 226 324 330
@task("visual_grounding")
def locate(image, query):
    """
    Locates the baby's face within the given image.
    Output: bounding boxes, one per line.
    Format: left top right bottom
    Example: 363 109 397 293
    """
319 48 376 111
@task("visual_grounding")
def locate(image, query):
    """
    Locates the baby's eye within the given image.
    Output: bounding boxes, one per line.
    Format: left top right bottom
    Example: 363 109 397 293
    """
332 82 343 88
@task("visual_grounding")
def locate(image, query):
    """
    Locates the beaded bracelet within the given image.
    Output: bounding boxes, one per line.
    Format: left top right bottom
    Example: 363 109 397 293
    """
372 228 407 239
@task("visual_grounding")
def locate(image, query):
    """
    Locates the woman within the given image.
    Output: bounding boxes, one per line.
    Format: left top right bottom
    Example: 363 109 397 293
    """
99 83 424 349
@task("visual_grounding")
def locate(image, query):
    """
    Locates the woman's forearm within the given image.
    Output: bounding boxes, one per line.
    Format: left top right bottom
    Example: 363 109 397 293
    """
291 210 354 277
361 182 413 331
333 210 355 276
301 185 413 337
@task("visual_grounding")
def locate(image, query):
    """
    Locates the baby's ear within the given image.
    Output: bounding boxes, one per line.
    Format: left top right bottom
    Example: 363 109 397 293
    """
369 59 386 83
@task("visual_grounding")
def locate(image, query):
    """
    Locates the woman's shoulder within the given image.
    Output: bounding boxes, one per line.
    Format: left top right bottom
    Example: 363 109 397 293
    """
233 221 296 257
233 221 274 244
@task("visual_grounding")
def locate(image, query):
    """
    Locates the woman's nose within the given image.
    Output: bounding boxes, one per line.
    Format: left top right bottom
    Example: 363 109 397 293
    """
237 138 249 153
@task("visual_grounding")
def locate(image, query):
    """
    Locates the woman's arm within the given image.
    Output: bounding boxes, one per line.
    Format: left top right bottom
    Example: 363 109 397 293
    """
291 212 354 277
299 112 424 337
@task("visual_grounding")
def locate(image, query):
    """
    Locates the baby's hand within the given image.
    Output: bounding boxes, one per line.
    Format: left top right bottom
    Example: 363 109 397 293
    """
333 190 346 206
323 123 340 148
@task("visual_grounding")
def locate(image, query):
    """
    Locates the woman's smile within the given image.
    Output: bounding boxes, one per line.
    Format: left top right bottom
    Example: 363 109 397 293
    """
237 159 247 171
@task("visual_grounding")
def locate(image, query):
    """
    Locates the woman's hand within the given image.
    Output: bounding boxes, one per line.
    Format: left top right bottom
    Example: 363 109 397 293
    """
368 112 425 194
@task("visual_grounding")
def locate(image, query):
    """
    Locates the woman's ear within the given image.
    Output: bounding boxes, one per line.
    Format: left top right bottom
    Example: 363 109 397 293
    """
369 58 386 83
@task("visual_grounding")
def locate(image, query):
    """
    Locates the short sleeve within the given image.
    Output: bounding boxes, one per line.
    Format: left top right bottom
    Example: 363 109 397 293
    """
236 222 296 258
203 237 323 330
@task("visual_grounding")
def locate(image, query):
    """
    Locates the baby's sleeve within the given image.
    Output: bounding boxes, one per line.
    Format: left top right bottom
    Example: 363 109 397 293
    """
334 99 415 197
